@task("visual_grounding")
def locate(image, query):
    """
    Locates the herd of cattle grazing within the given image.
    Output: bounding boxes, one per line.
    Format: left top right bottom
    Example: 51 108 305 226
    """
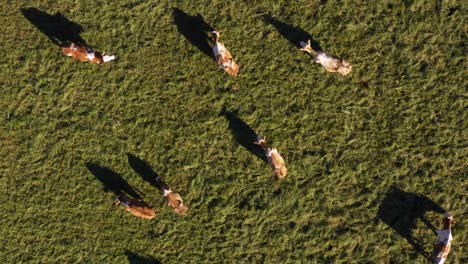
21 7 455 263
60 30 352 77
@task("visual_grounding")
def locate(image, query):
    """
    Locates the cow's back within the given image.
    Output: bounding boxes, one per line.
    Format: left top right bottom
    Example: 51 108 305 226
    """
167 192 188 215
61 45 89 62
124 199 156 219
432 242 451 264
126 206 156 219
269 151 287 179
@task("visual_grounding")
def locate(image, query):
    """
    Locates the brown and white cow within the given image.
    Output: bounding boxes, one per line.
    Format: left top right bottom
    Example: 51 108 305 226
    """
61 42 115 64
155 176 188 215
299 40 352 76
212 31 239 76
254 135 287 179
432 212 454 264
115 194 156 219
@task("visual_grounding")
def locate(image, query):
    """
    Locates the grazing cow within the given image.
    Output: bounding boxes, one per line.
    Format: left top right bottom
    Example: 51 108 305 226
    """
299 40 352 76
432 212 454 264
155 176 188 215
61 42 115 64
115 194 156 219
212 31 239 76
254 135 287 179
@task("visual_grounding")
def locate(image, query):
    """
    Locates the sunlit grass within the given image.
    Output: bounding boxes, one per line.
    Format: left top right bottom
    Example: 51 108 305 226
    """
0 0 466 263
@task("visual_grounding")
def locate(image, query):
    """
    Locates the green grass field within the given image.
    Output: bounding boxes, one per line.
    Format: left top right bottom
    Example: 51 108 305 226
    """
0 0 466 263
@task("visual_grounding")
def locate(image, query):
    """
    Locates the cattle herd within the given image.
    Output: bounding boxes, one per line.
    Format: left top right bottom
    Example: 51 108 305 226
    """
27 9 454 263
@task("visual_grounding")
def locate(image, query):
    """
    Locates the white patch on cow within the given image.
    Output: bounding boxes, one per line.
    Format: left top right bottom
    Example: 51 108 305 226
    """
163 189 173 197
224 59 234 68
214 48 234 69
86 51 96 61
102 55 115 62
266 148 278 157
316 52 335 67
435 229 453 245
213 42 226 58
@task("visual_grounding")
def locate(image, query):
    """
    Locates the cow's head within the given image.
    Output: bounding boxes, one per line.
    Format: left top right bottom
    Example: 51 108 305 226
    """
212 30 220 42
443 212 454 229
254 135 268 150
102 53 116 63
299 40 311 51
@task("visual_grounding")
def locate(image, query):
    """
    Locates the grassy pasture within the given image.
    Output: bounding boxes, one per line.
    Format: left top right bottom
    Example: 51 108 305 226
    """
0 0 466 263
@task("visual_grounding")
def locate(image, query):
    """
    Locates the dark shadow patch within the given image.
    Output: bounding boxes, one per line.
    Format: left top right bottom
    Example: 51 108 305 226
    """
127 154 174 200
172 8 215 59
125 250 161 264
273 187 282 196
208 197 221 210
127 154 189 213
420 216 439 235
262 14 321 51
222 107 267 162
238 189 265 210
127 153 171 195
127 153 162 189
21 7 86 46
377 186 445 260
447 7 459 17
86 162 142 200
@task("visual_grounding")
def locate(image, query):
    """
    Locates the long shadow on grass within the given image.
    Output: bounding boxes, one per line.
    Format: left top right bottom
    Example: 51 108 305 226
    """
377 186 445 260
127 153 162 190
222 108 267 162
127 153 188 215
125 250 161 264
21 7 86 46
173 8 214 60
262 14 321 51
86 162 142 200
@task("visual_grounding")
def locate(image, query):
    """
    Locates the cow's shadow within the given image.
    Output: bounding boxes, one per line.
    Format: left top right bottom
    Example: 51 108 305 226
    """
262 14 321 51
127 154 186 214
127 153 163 190
173 8 214 60
125 250 161 264
21 7 86 46
222 108 267 162
86 162 142 200
377 186 445 260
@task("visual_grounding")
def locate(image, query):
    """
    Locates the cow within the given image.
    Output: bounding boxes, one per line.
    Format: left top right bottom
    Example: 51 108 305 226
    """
254 135 287 179
155 176 188 215
299 40 352 76
61 42 115 64
115 194 156 219
212 31 239 76
432 212 454 264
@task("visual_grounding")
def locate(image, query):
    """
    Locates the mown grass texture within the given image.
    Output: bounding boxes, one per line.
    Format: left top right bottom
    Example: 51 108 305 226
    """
0 0 466 263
